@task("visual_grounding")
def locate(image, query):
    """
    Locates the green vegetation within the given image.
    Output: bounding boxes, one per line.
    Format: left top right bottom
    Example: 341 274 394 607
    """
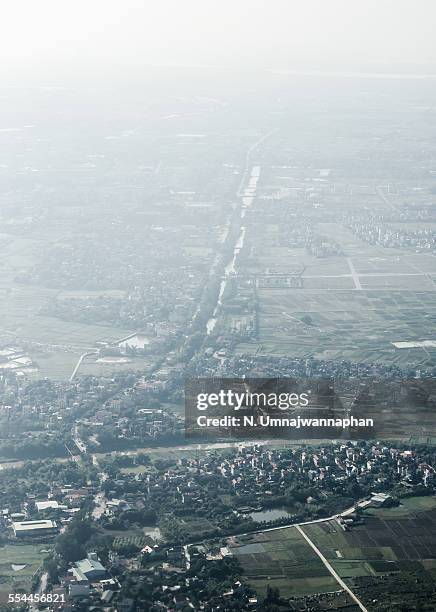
112 535 146 552
302 497 436 610
0 544 48 601
229 527 337 598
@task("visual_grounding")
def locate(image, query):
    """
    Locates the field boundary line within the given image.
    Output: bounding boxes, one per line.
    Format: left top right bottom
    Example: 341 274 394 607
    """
296 524 369 612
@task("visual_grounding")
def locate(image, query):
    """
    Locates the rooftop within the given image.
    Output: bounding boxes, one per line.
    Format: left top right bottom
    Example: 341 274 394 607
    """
74 553 107 577
36 500 63 511
13 520 57 532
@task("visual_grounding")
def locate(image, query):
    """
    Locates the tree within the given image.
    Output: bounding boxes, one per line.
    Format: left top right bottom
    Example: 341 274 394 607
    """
55 517 95 562
265 585 280 604
43 556 60 583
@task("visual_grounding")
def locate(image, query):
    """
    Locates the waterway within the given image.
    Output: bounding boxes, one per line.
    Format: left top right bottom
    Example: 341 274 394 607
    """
206 166 260 334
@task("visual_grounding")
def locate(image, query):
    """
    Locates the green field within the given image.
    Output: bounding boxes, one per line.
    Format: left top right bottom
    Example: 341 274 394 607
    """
233 216 436 369
251 287 436 367
228 496 436 601
112 535 147 551
303 496 436 592
0 233 134 379
0 544 48 600
364 494 436 518
228 527 338 597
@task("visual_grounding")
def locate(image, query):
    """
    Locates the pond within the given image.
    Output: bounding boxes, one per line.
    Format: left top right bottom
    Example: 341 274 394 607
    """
248 508 293 523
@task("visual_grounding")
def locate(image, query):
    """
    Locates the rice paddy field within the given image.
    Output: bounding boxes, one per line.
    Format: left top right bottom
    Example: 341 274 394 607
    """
236 218 436 369
305 496 436 570
228 527 338 598
252 288 436 365
230 161 436 371
229 495 436 607
302 496 436 609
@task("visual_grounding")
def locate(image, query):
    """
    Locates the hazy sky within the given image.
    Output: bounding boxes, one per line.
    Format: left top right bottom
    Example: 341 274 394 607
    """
2 0 436 81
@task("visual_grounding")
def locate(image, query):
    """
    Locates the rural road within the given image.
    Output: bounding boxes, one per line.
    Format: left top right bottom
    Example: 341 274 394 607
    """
220 499 371 539
376 185 399 213
183 499 373 608
29 571 48 612
70 350 97 381
296 524 369 612
346 257 363 290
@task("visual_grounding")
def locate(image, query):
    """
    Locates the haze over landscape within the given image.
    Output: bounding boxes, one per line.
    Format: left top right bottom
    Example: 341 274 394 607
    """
1 2 436 611
2 0 436 79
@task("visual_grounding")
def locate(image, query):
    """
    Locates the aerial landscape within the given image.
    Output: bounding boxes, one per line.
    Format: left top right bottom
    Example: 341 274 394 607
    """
1 1 436 611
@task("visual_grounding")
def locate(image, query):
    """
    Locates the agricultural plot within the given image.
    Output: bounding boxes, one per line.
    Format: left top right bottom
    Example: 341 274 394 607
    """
234 204 436 369
227 527 339 597
79 353 154 378
0 544 48 601
0 233 136 379
351 253 436 276
252 288 436 368
112 535 147 551
176 516 217 540
370 495 436 515
302 276 356 291
304 497 436 588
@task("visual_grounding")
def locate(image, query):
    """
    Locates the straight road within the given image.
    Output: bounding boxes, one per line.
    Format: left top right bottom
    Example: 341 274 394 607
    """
376 185 399 213
346 257 362 290
305 272 434 278
183 498 370 545
296 524 369 612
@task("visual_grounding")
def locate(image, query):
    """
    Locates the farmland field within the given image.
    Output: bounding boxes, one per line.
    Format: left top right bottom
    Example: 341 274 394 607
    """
0 543 48 602
302 496 436 609
227 496 436 604
305 497 436 568
0 233 134 379
112 535 147 551
232 183 436 369
227 527 339 597
237 286 436 370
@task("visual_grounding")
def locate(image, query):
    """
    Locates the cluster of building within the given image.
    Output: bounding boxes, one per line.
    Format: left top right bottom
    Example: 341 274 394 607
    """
141 443 435 505
0 368 184 458
347 214 436 252
192 352 429 383
56 440 433 611
24 214 219 347
0 484 92 537
66 552 119 602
